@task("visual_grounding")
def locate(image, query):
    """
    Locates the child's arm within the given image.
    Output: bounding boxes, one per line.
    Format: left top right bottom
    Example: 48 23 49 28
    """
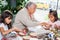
54 24 60 30
0 27 18 35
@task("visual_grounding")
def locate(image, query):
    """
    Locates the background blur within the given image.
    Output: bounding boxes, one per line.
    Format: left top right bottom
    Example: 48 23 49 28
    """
0 0 60 22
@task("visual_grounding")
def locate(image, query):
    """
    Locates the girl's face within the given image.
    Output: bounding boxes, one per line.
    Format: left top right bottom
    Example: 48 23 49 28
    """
5 16 12 24
48 14 55 22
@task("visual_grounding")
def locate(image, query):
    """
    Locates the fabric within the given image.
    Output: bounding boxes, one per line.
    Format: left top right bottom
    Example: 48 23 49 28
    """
13 8 39 30
0 23 23 40
47 20 60 29
0 23 8 40
1 37 7 40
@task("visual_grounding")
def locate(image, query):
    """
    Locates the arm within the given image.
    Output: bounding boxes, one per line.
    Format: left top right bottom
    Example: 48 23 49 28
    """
0 26 22 35
54 21 60 30
40 22 51 30
40 22 48 26
0 27 14 35
54 24 60 30
15 13 40 27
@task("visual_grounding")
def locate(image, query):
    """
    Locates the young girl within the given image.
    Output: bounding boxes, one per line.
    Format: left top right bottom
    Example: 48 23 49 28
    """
41 10 60 30
0 10 22 40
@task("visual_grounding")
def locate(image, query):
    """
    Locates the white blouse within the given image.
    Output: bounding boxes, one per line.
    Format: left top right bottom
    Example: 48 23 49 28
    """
0 23 8 40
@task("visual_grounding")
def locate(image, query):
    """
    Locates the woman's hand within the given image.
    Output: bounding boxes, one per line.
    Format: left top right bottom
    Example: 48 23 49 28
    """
40 22 48 26
22 27 28 34
40 22 51 30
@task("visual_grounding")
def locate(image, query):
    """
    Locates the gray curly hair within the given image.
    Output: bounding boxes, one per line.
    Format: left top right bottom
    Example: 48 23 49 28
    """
25 2 36 9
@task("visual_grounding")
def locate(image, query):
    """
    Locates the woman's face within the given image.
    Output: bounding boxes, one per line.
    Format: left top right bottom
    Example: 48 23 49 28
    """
28 4 36 14
5 16 12 24
48 14 55 22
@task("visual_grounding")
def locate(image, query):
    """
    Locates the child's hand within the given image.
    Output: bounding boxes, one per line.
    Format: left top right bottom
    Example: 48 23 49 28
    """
54 24 57 28
54 24 59 30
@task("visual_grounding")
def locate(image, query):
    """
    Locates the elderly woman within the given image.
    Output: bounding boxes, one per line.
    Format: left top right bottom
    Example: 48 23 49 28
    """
13 2 41 31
